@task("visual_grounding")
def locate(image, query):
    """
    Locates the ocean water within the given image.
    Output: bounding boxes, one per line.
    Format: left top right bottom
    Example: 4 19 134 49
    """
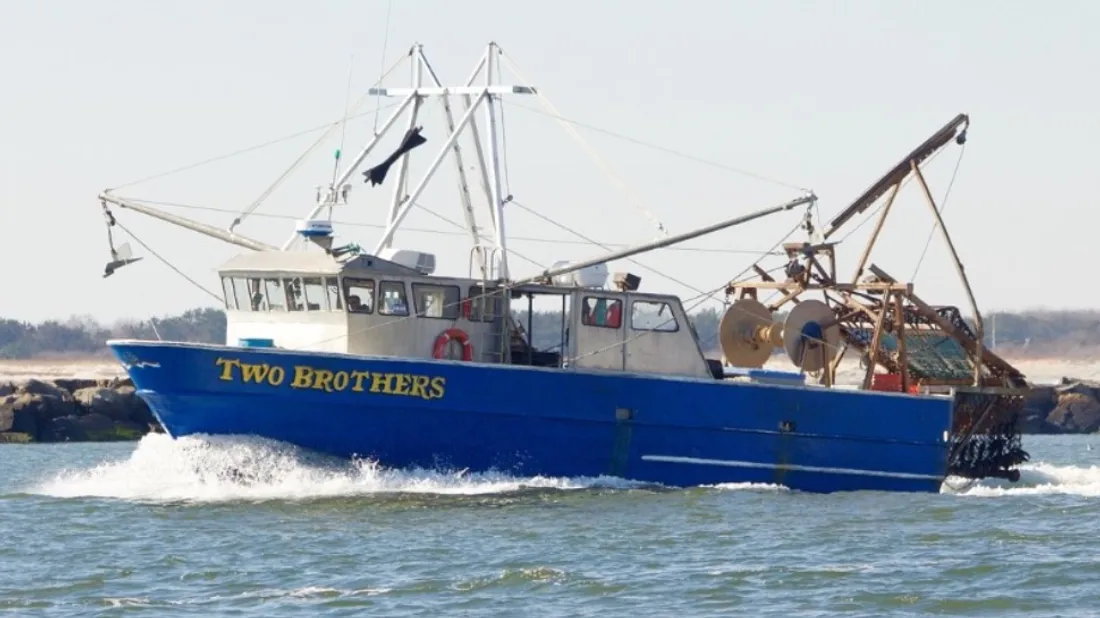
2 435 1100 617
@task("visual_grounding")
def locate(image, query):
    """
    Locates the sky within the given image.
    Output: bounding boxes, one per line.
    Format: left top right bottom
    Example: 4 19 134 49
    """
1 0 1097 323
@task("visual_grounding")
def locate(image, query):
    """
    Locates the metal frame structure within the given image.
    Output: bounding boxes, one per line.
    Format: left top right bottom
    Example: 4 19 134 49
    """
722 114 1030 480
98 43 535 283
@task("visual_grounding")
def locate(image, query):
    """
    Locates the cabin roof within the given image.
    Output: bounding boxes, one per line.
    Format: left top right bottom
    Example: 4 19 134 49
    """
218 251 420 276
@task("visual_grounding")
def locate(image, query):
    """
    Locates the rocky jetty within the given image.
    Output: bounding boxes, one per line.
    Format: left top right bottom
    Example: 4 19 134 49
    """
0 378 161 443
1018 378 1100 434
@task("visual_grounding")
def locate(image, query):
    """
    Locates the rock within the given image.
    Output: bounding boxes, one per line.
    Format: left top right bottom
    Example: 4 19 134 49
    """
1023 385 1056 411
17 378 74 400
42 413 147 442
0 375 160 443
1017 410 1065 434
1047 387 1100 433
112 386 156 426
73 387 133 423
52 379 100 394
0 400 11 433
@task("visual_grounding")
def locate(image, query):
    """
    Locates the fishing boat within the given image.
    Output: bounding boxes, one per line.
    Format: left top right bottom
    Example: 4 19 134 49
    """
96 42 1030 493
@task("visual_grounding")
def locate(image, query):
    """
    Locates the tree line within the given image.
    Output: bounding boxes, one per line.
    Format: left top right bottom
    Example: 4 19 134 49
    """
0 306 1095 359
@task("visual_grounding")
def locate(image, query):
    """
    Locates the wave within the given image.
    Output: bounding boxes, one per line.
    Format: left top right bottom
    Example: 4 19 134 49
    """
945 462 1100 497
30 433 645 504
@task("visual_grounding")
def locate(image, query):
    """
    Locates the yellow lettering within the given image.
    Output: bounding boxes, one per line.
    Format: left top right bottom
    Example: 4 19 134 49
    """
370 372 393 394
267 366 286 386
240 363 271 384
312 369 336 393
350 370 370 392
291 365 315 388
409 375 429 400
393 373 412 396
332 371 350 391
429 376 446 400
215 358 240 381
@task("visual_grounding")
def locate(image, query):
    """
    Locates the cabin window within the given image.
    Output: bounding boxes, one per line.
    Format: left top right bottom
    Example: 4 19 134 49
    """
244 278 266 311
283 277 304 311
230 277 253 311
325 277 343 311
412 284 460 320
221 277 237 310
630 300 679 332
302 277 326 311
466 285 503 322
343 278 375 314
264 278 285 311
378 281 409 316
581 296 623 329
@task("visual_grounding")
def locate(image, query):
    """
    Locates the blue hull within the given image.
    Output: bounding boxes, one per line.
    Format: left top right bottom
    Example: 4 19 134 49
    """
108 341 954 494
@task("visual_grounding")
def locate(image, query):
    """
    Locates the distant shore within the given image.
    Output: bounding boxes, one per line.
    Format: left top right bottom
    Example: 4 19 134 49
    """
1 355 1099 442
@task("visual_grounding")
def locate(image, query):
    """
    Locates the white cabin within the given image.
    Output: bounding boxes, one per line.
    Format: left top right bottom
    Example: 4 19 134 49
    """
216 251 717 379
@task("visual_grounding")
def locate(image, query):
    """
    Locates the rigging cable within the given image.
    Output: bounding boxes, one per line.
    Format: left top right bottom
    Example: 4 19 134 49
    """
107 100 405 191
118 197 787 257
110 218 225 305
910 143 966 281
231 54 408 232
501 100 812 194
333 52 357 188
372 0 394 136
498 49 671 236
833 145 950 245
512 197 716 298
566 217 809 364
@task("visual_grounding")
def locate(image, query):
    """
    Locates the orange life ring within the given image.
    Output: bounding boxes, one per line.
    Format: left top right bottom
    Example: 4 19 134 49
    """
433 328 474 361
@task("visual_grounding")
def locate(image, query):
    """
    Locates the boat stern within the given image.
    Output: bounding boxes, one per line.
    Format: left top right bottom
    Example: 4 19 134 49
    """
947 388 1028 482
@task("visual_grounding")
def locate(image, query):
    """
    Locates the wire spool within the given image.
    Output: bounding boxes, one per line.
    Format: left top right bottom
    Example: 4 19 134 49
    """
719 298 783 368
783 299 841 373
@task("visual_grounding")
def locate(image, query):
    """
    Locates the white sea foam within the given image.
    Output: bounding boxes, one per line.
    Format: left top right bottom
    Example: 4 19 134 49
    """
32 433 644 503
945 461 1100 497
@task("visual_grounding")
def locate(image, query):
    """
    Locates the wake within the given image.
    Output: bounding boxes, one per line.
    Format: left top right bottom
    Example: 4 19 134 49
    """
30 433 643 504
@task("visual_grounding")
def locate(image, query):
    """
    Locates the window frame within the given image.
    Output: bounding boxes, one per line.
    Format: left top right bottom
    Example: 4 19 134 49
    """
466 285 503 323
629 299 680 333
411 283 461 320
325 277 343 312
263 278 286 311
221 277 238 310
377 280 409 317
342 277 376 315
580 295 624 330
283 277 304 312
301 277 327 311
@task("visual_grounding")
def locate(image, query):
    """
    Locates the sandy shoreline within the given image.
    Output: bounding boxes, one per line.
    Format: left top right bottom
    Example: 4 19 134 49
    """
1 356 1096 386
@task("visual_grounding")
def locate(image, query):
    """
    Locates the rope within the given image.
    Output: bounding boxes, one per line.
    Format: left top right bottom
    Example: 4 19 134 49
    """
371 0 394 135
498 50 670 236
109 98 408 192
910 143 966 281
501 99 811 194
833 145 949 245
232 53 410 231
510 198 714 298
111 219 225 305
115 198 787 257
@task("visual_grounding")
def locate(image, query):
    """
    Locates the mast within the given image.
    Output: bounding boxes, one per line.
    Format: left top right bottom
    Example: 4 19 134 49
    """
365 43 535 279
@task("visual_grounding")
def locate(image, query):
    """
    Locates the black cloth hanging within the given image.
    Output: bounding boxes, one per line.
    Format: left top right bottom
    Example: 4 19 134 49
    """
363 127 428 186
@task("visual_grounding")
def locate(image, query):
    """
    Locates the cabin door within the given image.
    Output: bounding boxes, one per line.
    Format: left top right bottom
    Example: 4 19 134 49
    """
569 291 627 371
